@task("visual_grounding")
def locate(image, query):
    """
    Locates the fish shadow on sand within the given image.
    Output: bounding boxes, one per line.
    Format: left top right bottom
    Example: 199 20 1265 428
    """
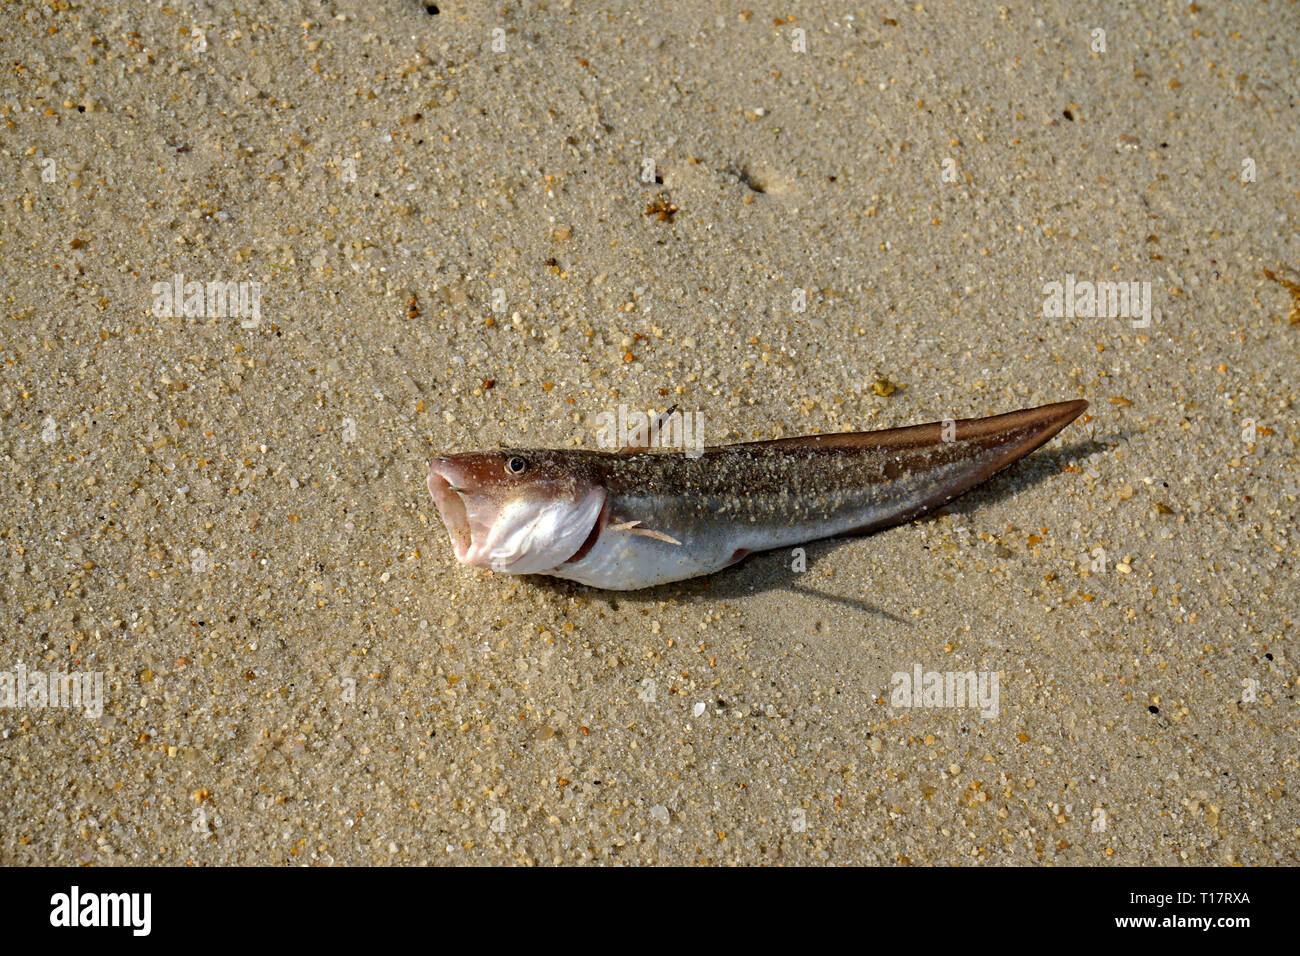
532 436 1111 621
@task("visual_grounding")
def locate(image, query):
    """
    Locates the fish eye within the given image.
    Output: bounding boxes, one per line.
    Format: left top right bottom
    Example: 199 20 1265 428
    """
505 455 529 476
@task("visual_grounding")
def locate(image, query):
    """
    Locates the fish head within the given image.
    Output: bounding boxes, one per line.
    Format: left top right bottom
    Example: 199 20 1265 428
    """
427 450 605 575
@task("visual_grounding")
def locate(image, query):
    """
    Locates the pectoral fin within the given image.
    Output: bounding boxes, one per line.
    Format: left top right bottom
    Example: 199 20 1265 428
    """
607 519 683 546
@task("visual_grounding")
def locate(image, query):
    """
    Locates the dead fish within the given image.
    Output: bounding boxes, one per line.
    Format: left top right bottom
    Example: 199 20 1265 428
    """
427 399 1087 590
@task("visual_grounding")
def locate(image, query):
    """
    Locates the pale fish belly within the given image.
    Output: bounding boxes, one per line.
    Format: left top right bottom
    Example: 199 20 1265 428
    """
540 479 876 589
545 522 741 589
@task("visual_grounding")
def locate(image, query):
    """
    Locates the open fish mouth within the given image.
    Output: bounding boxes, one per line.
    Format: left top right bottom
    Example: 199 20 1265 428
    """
427 459 490 566
427 454 607 574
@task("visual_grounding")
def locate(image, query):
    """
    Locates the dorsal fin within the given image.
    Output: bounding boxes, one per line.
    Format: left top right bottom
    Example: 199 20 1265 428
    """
616 404 680 454
706 401 1088 455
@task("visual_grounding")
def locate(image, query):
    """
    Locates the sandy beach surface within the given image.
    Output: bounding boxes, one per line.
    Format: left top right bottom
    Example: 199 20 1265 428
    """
1 0 1297 865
